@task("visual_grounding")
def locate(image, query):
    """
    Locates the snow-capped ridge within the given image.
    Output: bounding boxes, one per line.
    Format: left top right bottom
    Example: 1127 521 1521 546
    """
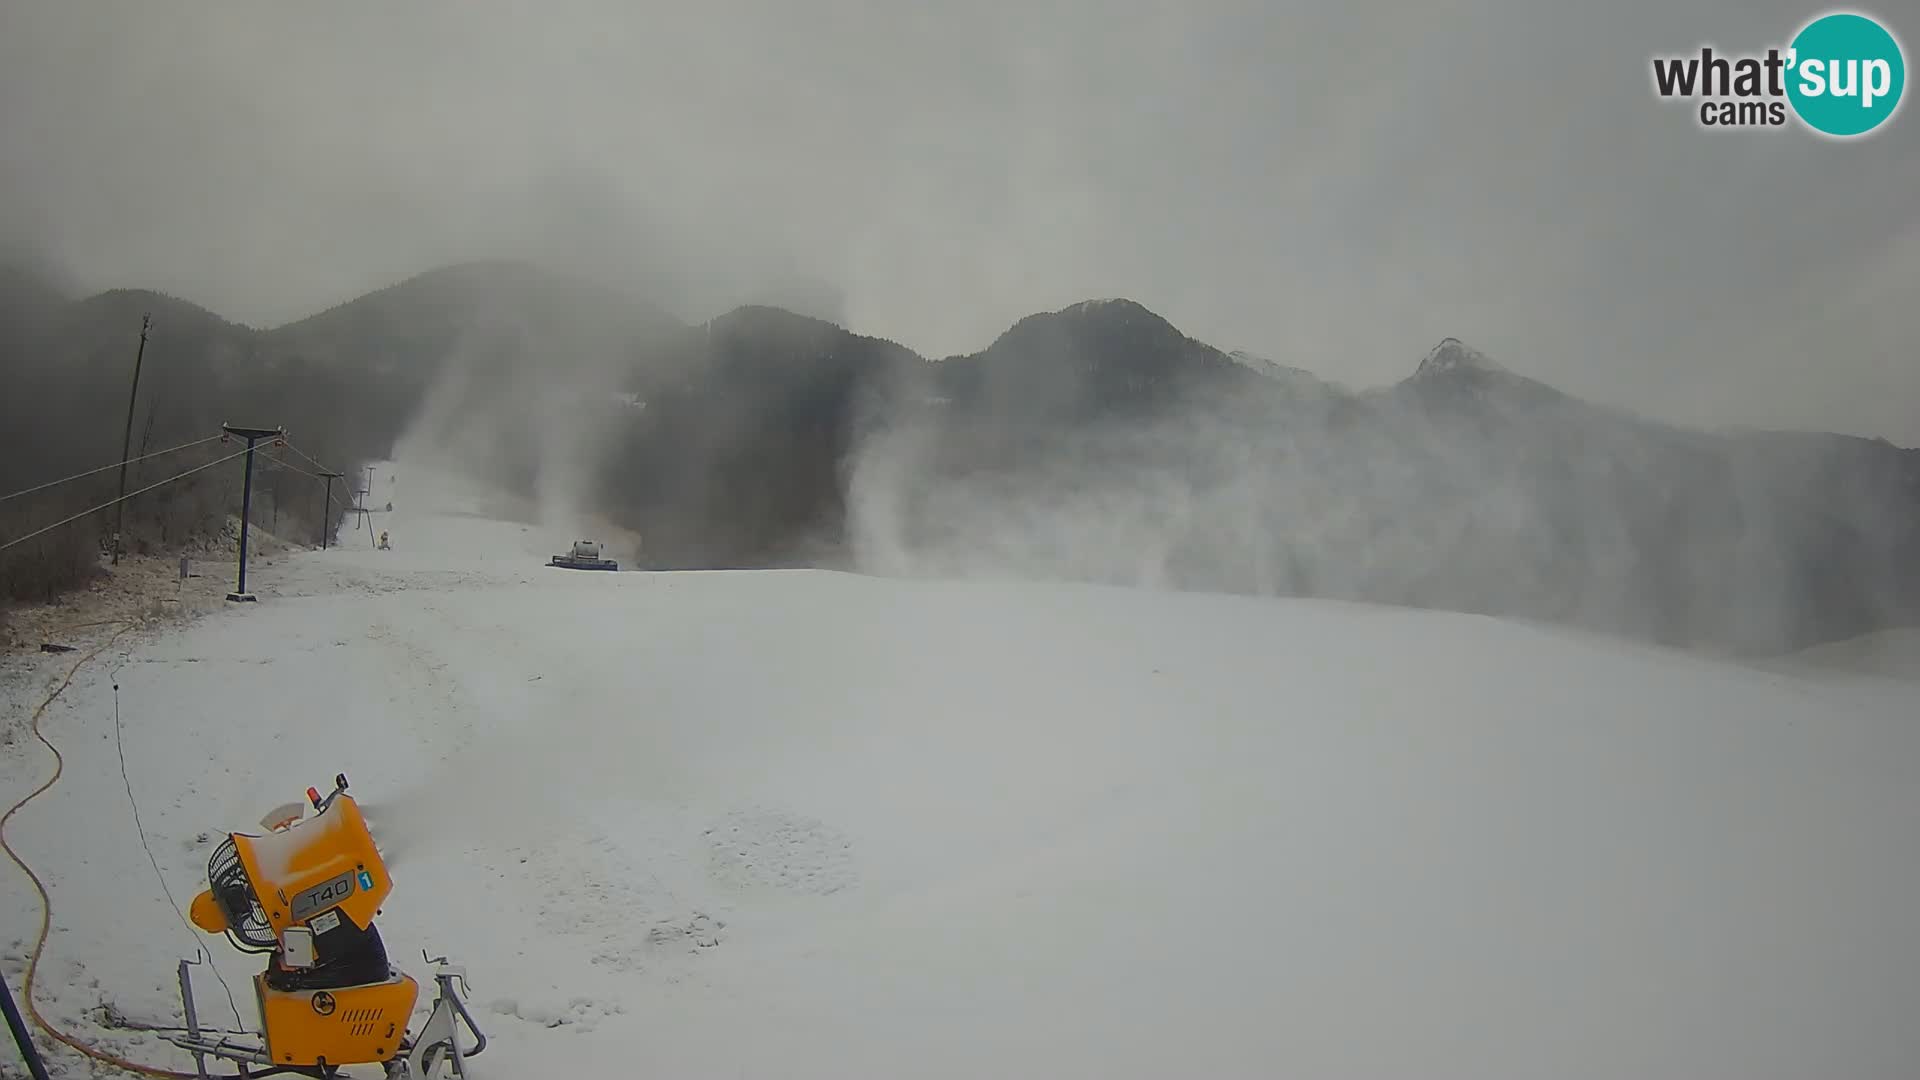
1415 337 1505 378
1225 348 1292 377
1225 349 1337 390
1058 298 1144 317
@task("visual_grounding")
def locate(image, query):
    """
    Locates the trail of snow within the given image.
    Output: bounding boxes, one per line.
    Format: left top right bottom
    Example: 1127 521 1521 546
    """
2 459 1917 1079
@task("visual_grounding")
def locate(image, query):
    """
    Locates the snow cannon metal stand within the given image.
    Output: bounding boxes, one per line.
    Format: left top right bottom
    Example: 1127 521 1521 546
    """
548 539 617 571
167 774 486 1079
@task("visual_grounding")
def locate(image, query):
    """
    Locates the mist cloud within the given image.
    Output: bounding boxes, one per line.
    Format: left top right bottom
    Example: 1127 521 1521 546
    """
2 0 1915 442
844 347 1918 655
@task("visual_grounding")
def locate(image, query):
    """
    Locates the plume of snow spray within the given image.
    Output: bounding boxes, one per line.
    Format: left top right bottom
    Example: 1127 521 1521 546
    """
386 265 653 546
844 337 1920 655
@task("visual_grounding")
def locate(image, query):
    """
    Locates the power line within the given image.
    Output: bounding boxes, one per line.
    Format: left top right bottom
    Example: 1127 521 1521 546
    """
256 455 322 480
246 443 357 550
0 435 223 506
279 442 335 476
250 441 370 549
256 442 347 484
0 445 252 555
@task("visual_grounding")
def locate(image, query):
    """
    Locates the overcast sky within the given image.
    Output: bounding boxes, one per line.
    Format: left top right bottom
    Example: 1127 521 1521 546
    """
3 0 1915 442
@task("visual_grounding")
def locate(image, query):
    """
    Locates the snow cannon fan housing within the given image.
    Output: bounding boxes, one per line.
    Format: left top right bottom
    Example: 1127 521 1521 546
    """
190 784 392 952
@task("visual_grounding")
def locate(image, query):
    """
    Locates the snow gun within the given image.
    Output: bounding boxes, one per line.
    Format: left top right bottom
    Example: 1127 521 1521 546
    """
169 773 486 1078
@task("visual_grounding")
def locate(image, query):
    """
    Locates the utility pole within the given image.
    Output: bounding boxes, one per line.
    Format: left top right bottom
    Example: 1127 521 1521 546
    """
319 471 343 549
111 313 151 565
222 423 284 603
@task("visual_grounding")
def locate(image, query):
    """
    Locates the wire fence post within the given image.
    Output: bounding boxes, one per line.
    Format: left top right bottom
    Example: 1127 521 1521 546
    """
1 971 52 1080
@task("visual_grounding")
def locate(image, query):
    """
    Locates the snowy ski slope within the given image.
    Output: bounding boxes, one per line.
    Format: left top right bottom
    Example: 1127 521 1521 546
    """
2 461 1916 1079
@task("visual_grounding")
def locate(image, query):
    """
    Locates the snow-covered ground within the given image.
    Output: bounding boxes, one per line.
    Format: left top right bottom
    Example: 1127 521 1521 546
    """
1771 628 1920 684
3 461 1917 1079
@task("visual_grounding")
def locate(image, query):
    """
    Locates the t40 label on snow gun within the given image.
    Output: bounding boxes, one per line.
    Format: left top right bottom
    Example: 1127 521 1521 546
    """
291 871 356 922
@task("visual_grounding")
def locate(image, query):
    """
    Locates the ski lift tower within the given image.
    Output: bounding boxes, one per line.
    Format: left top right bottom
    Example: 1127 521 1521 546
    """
221 423 285 602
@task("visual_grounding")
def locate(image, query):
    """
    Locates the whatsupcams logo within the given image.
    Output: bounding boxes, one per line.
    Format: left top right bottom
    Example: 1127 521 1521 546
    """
1651 10 1905 136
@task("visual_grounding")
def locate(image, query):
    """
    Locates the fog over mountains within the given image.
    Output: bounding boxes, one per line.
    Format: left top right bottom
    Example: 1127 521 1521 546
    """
2 259 1914 654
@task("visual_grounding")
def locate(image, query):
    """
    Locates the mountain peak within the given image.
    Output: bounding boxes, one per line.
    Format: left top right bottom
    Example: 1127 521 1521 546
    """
976 297 1189 358
1058 297 1152 318
1415 337 1504 378
74 287 246 331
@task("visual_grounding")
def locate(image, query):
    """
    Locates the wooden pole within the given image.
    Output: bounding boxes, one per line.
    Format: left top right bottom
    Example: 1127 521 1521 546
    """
111 313 151 565
320 472 343 549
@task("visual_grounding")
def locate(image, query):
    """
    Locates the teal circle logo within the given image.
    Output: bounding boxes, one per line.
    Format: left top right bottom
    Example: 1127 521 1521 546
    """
1787 12 1906 136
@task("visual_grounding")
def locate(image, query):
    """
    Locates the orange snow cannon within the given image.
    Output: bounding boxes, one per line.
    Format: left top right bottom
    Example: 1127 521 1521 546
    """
173 774 486 1078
